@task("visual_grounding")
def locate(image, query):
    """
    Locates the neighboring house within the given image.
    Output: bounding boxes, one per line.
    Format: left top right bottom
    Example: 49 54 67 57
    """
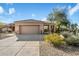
14 19 52 34
0 24 14 33
1 26 12 33
8 23 15 31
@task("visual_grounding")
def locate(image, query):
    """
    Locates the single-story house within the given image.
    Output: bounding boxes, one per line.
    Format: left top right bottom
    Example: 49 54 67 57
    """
14 19 53 34
0 24 14 33
8 23 15 31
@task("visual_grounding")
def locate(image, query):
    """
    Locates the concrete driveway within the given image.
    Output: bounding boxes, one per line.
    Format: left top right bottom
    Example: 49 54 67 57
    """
0 34 43 56
16 34 44 41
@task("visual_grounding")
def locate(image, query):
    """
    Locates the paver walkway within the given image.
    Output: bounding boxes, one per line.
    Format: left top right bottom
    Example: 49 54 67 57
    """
0 35 39 56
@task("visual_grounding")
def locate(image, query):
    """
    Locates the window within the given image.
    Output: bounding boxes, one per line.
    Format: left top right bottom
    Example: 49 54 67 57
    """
44 25 49 33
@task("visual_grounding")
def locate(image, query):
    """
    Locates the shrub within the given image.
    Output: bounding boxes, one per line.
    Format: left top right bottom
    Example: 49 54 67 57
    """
60 31 79 46
44 33 65 46
65 34 79 46
60 31 73 38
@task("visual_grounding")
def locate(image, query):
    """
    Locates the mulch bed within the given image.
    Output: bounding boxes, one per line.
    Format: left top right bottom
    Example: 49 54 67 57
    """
39 41 79 56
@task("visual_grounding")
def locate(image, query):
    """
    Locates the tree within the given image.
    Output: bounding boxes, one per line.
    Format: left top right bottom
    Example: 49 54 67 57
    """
47 12 54 33
47 8 70 33
71 23 78 34
53 9 70 27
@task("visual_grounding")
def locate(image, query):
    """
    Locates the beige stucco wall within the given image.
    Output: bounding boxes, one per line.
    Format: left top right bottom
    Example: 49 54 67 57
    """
15 22 44 34
15 25 20 34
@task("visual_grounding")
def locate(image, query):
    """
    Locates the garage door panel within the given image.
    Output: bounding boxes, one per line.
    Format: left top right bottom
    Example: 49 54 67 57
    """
20 25 39 34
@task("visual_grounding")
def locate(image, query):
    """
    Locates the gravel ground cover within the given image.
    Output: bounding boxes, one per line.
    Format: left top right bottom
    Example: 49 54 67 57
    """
39 41 79 56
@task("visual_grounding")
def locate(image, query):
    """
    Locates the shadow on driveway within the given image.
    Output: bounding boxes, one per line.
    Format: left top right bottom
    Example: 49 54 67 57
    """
16 34 44 41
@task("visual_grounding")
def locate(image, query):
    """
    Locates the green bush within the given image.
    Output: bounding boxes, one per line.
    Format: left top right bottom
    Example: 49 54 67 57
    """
44 33 65 46
61 31 79 46
65 34 79 46
60 31 73 38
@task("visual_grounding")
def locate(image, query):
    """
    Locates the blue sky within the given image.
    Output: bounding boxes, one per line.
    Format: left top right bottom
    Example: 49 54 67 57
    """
0 3 79 25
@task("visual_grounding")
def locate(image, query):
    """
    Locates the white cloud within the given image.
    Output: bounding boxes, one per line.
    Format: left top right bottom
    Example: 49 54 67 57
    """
0 6 4 14
32 14 36 17
41 18 47 21
69 3 79 16
9 8 15 15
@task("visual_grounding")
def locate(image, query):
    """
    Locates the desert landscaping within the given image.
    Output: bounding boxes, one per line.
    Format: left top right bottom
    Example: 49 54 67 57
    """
0 3 79 56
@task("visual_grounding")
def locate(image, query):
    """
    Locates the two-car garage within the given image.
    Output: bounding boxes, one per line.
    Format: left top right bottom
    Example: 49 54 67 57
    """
20 25 40 34
15 19 44 34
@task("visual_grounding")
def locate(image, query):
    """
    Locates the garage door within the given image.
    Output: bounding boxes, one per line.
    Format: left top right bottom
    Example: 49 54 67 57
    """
20 25 40 34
